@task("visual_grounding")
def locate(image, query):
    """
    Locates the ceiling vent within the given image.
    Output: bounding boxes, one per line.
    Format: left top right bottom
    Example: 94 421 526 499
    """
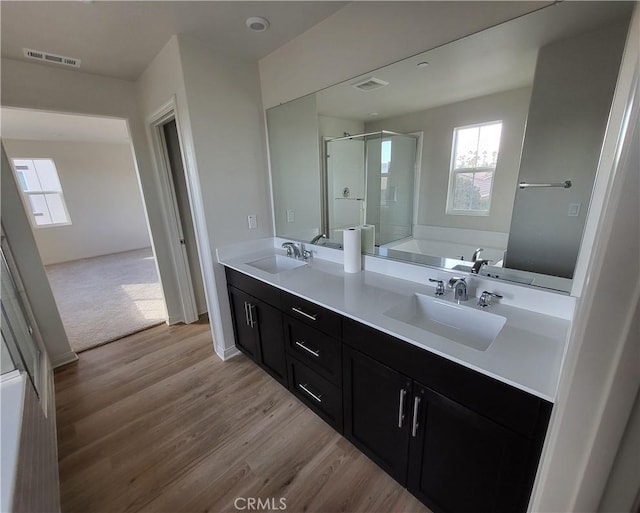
23 48 81 68
351 77 389 92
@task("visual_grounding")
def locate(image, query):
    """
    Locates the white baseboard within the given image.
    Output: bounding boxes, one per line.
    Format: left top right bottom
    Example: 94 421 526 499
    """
167 315 183 325
50 351 78 369
218 344 241 361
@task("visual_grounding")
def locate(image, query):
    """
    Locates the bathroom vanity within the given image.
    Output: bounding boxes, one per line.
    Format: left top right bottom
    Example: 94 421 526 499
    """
219 241 570 513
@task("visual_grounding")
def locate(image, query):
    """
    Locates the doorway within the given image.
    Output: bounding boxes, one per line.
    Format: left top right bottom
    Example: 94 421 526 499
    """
1 107 167 353
159 119 207 317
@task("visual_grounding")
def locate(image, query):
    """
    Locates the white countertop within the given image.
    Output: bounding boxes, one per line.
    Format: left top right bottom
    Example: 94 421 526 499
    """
218 243 571 402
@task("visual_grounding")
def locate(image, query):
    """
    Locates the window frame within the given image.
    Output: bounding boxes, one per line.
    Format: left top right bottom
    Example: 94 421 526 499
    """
446 120 502 216
11 158 72 229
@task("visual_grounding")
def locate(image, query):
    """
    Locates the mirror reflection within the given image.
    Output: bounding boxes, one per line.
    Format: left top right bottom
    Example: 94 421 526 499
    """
267 2 633 292
324 130 417 248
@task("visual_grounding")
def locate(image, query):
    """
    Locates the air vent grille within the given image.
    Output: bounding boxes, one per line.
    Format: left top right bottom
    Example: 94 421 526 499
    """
23 48 81 68
351 77 389 92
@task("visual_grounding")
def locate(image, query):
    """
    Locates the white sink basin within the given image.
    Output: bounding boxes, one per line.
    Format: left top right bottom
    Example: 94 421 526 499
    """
246 254 308 274
383 293 506 351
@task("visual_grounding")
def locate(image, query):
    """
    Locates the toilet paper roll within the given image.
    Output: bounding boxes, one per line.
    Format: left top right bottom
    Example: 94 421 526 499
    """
360 225 376 254
343 227 362 273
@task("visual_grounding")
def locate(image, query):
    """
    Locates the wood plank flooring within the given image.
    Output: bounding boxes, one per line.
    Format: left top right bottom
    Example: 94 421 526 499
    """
55 321 432 513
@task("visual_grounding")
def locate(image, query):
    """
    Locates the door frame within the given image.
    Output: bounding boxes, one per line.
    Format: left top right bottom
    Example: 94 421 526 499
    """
148 97 201 324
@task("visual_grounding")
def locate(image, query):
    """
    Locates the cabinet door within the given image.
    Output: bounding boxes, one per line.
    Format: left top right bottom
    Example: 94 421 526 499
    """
255 301 287 386
228 286 259 360
343 346 412 485
408 385 535 513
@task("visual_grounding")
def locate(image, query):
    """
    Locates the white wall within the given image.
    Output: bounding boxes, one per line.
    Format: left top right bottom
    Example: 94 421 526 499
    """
136 35 273 358
0 57 184 331
3 139 150 265
259 1 546 109
317 116 363 140
178 35 273 358
366 87 531 234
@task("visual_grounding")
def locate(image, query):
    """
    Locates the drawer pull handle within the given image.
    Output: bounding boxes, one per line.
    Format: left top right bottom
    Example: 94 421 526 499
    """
398 388 407 428
292 307 318 321
412 396 421 437
299 383 322 403
295 341 320 357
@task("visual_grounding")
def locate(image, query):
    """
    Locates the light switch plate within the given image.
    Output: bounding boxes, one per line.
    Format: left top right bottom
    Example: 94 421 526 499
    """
287 209 295 223
247 214 257 229
568 203 581 217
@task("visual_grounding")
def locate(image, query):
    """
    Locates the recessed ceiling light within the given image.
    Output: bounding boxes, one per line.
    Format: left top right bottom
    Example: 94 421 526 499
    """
369 112 379 117
246 17 270 32
417 61 430 69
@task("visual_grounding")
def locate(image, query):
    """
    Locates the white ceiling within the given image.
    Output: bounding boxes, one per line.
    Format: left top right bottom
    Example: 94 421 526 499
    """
315 1 633 122
0 1 347 81
1 108 130 143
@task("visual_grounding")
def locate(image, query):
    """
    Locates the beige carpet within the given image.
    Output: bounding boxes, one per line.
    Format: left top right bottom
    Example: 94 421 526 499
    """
46 248 166 353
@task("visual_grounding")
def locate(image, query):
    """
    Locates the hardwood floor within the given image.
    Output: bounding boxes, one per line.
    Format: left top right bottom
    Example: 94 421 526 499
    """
55 321 432 513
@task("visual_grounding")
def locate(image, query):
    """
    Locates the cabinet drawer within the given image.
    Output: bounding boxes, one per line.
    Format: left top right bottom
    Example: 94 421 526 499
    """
288 355 343 433
281 292 341 339
225 267 281 309
285 316 342 386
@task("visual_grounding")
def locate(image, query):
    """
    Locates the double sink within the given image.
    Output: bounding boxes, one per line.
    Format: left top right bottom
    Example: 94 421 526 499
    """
246 253 506 353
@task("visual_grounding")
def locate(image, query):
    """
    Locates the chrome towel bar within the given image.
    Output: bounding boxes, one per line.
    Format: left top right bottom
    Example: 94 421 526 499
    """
519 180 572 189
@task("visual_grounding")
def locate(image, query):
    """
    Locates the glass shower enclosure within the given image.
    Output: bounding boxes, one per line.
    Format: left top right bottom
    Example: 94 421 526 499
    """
323 130 417 248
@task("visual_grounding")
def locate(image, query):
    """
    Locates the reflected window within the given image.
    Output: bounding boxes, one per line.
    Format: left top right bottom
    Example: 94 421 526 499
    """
447 121 502 215
11 158 71 227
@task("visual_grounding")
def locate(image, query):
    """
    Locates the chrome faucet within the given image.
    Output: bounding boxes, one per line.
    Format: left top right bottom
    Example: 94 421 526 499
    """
429 278 446 296
472 248 484 262
478 291 503 308
472 259 492 274
448 277 468 302
282 242 301 258
282 242 311 260
310 233 327 245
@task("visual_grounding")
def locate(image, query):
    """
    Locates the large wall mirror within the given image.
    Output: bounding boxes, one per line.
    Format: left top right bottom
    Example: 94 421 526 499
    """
267 1 633 292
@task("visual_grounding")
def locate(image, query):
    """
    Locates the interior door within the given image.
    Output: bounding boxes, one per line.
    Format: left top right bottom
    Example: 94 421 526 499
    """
161 119 207 317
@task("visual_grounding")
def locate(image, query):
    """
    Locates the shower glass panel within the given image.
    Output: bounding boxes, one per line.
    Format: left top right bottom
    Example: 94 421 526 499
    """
326 138 366 240
324 131 416 248
375 133 417 245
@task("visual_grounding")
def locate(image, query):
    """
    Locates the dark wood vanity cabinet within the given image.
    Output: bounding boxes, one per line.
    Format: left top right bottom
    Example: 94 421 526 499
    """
343 319 552 513
343 346 413 483
225 266 552 513
226 269 287 386
282 291 344 431
407 384 537 513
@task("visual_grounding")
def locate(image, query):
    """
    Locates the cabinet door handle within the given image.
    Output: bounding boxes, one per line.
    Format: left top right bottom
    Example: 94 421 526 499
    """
291 307 318 321
299 383 322 403
295 340 320 357
398 388 407 428
243 301 250 326
248 304 256 328
411 396 421 437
